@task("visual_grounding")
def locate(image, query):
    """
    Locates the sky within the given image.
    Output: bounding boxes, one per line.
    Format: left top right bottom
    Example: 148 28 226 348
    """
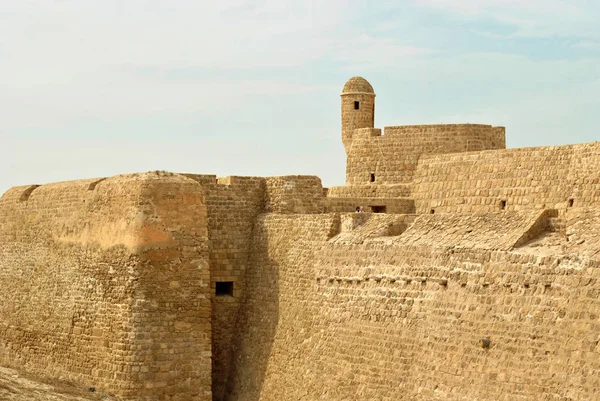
1 0 599 195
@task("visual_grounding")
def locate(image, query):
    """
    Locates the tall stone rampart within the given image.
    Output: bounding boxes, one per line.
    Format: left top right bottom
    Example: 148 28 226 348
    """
413 142 600 214
226 211 600 400
225 213 341 399
0 172 212 401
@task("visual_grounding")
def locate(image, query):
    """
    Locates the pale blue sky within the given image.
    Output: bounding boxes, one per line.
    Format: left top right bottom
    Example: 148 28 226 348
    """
1 0 599 195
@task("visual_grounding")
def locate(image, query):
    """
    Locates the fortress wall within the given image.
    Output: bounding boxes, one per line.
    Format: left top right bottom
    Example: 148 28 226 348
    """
327 183 412 198
227 213 600 400
346 125 505 186
264 176 324 214
182 174 325 399
183 174 265 401
324 197 415 213
413 142 600 214
226 213 341 400
0 173 212 400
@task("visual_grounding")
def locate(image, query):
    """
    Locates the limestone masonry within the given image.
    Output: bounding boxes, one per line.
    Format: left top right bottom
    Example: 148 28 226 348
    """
1 76 600 400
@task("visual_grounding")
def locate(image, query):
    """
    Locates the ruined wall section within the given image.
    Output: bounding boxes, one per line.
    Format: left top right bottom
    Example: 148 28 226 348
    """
346 124 505 186
227 212 600 400
0 173 212 400
182 174 265 401
413 142 600 214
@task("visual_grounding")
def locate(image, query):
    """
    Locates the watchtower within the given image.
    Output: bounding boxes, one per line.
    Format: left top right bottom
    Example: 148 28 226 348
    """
341 76 375 154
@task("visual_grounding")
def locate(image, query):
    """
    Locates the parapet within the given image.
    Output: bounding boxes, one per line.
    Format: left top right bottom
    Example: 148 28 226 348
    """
182 174 325 214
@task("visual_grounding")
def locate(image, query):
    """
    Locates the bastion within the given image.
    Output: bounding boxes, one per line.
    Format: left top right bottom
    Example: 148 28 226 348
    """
1 77 600 400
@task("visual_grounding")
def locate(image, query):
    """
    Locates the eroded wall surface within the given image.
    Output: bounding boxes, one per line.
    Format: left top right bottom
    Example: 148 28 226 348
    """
227 211 600 400
0 173 212 401
4 138 600 401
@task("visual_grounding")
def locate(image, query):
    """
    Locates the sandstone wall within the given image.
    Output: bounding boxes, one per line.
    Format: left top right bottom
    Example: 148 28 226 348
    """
346 124 505 185
183 174 265 401
225 214 341 400
413 142 600 214
0 173 212 401
324 197 415 214
181 174 329 400
226 211 600 400
264 176 324 214
327 183 412 198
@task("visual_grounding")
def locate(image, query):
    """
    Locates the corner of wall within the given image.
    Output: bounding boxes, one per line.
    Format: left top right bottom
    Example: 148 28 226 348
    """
0 172 213 400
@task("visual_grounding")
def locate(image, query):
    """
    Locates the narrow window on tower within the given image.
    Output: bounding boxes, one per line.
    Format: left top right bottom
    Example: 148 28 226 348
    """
354 101 360 110
370 173 375 183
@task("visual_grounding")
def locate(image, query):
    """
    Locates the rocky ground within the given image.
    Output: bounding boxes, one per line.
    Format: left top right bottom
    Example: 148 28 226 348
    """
0 366 119 401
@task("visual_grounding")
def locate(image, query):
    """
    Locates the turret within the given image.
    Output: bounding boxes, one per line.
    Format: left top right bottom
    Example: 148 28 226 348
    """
341 76 375 154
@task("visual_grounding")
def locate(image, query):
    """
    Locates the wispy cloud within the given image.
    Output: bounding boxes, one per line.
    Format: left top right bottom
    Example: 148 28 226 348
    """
333 34 433 71
0 1 360 129
411 0 599 39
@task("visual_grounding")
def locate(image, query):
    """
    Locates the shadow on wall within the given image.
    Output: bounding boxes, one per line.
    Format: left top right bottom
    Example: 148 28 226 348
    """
221 217 280 401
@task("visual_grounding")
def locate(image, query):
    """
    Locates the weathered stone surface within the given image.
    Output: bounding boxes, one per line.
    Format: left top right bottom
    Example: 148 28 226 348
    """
2 77 600 400
0 172 211 401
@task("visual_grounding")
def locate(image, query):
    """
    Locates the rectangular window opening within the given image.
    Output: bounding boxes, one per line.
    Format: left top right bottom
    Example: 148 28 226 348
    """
369 173 375 183
500 200 507 210
354 101 360 110
568 198 574 208
371 206 386 213
216 281 234 297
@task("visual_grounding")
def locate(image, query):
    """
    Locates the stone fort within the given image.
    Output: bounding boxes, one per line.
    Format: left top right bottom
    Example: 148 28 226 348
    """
1 76 600 400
